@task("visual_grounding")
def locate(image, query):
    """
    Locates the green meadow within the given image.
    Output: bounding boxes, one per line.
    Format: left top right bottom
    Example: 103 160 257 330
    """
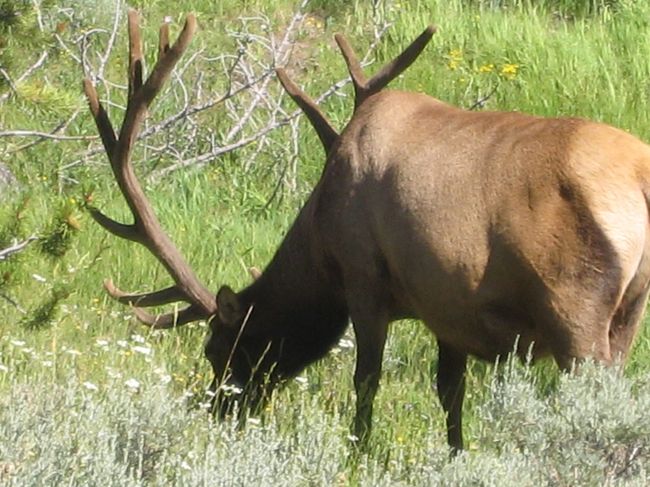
1 0 650 484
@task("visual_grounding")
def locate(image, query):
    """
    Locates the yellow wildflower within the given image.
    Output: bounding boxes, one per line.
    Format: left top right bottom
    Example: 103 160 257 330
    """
500 63 519 80
478 63 495 73
449 49 463 59
446 49 463 71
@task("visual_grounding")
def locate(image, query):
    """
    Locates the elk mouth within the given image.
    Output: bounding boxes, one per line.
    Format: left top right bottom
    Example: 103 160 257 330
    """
210 376 273 420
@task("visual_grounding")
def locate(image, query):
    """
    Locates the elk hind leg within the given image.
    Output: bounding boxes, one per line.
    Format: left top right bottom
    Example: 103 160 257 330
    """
608 279 650 363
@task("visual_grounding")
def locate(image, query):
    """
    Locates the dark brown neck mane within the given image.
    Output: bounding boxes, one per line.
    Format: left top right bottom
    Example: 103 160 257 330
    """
238 205 349 378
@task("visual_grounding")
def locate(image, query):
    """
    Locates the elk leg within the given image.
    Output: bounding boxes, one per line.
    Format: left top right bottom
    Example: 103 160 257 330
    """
436 340 467 453
609 281 650 363
351 317 389 444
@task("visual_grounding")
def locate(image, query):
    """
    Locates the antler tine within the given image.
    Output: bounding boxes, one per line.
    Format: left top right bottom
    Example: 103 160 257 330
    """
159 20 170 60
133 13 197 113
104 279 200 328
104 279 187 307
86 12 216 327
366 25 436 96
133 305 206 329
83 79 117 160
127 9 144 100
334 33 368 108
335 25 436 110
276 68 339 154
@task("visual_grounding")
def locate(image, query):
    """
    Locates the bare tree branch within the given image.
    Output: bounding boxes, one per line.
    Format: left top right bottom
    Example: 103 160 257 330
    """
2 0 397 199
0 237 38 261
0 130 97 141
0 51 49 104
6 108 85 154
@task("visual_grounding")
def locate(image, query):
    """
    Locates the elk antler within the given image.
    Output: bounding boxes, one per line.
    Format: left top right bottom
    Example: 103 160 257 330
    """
335 25 436 110
84 10 218 328
275 68 338 153
276 25 436 155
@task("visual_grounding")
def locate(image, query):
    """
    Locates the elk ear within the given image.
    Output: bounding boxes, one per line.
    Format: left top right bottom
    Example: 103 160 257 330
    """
248 266 262 281
216 285 243 326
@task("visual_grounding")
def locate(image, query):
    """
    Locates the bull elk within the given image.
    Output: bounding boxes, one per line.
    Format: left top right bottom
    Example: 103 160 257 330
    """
85 11 650 452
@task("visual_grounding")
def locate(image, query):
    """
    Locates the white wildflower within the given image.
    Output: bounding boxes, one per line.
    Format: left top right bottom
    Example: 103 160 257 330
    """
219 383 243 395
32 274 47 283
132 346 151 356
83 381 98 392
125 378 141 390
131 334 146 344
338 338 355 349
106 367 122 379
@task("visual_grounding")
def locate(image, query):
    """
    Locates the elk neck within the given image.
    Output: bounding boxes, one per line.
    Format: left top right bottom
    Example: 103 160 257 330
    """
236 204 350 377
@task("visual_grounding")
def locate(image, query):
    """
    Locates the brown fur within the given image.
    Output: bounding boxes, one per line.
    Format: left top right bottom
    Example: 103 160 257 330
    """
207 91 650 450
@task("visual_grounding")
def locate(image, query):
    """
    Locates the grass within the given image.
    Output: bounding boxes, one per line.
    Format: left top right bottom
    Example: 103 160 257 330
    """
2 0 650 484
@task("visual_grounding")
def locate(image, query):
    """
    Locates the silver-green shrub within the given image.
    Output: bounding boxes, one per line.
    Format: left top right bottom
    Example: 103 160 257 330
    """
1 362 649 486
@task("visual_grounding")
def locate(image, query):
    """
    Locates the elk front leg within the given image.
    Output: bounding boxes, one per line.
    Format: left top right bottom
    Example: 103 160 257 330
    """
436 340 467 453
351 317 388 444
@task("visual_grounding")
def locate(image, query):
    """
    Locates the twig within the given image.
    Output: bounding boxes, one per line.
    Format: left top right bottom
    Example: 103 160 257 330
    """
0 51 49 104
96 0 123 81
0 292 26 314
32 0 45 32
8 108 85 153
0 68 18 99
224 3 307 142
0 130 97 141
468 85 498 111
0 237 38 261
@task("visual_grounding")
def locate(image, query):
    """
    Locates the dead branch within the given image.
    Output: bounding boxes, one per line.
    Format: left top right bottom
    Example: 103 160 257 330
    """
0 237 38 261
0 130 96 142
468 85 498 111
0 51 49 104
2 0 396 196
